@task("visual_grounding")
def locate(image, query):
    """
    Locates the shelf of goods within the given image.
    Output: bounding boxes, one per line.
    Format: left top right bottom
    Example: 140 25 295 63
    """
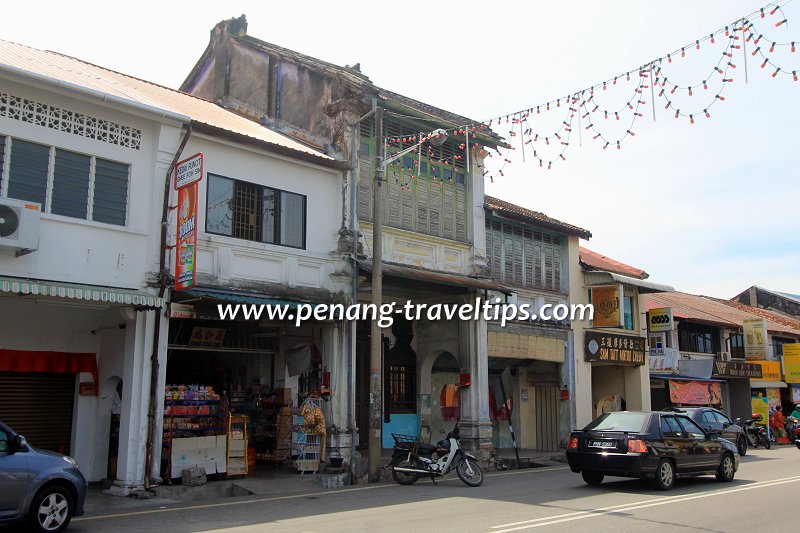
227 414 249 477
291 397 324 474
162 385 227 480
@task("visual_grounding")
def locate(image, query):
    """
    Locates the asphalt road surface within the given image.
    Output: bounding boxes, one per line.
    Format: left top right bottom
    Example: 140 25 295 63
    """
65 446 799 532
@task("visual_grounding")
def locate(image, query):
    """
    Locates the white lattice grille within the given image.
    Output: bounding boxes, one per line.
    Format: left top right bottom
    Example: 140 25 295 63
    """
0 92 141 150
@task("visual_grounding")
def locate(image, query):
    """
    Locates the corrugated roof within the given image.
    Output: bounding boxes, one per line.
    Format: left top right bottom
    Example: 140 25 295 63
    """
707 297 800 332
0 39 341 166
484 195 592 239
579 246 648 279
358 260 509 293
644 292 800 336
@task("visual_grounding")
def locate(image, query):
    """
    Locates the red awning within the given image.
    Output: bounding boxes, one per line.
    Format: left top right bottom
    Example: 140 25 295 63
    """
0 350 98 394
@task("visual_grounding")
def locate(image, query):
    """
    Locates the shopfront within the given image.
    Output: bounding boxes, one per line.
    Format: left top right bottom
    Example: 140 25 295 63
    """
486 325 567 452
584 330 648 418
163 290 344 481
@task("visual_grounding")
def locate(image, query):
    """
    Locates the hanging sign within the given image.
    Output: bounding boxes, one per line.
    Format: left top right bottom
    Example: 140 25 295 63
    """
743 317 768 360
649 347 679 372
175 184 198 291
648 307 674 333
591 285 622 328
782 348 800 383
174 153 204 190
585 331 646 365
668 380 722 406
750 361 781 382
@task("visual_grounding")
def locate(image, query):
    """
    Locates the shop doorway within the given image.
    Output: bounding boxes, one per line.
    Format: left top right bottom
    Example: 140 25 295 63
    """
0 372 75 454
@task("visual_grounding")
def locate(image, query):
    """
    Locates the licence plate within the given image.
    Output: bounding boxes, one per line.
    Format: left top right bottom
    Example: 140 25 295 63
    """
588 440 616 449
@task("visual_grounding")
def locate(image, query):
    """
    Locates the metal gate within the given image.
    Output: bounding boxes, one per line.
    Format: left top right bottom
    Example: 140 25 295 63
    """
534 385 559 452
0 372 75 454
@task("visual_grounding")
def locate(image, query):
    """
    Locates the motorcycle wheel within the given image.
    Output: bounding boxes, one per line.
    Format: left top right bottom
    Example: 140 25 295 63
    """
749 434 759 448
391 458 420 485
760 434 771 450
456 457 484 487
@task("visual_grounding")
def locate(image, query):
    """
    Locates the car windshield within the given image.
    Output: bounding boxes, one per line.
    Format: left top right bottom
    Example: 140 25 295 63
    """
584 412 649 432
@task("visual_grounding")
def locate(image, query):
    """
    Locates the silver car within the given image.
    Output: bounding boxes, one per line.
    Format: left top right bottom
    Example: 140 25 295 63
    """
0 421 86 532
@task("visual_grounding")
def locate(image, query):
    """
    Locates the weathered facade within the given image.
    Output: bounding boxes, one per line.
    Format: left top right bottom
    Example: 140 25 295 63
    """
182 15 505 457
482 196 591 450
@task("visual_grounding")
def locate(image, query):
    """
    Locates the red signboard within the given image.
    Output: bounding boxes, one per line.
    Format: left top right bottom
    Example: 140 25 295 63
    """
175 184 198 291
668 380 722 406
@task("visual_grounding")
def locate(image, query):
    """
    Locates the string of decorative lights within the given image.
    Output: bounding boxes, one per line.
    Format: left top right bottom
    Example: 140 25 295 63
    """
380 1 796 187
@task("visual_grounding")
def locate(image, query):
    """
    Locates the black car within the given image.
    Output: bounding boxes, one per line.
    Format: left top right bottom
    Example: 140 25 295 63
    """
567 411 739 490
663 407 748 456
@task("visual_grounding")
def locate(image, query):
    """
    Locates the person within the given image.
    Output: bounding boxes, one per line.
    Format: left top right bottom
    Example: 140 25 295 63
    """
790 404 800 420
771 406 787 442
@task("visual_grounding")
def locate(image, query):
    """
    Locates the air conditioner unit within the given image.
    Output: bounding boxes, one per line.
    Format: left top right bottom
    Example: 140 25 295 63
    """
717 351 731 361
0 198 40 256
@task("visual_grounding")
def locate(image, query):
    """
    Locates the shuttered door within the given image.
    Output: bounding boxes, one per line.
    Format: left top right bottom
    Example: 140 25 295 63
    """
534 385 559 452
0 372 75 454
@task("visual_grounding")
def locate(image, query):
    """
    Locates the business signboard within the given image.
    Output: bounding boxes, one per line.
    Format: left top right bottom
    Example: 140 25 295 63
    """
591 285 622 328
743 317 768 360
648 307 674 333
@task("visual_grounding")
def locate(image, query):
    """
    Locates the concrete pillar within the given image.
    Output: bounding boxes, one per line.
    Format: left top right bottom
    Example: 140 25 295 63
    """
462 313 493 459
106 310 154 495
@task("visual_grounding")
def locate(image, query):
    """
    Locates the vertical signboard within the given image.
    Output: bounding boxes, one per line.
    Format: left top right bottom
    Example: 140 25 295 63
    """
591 285 622 328
174 153 203 292
743 317 768 360
783 344 800 383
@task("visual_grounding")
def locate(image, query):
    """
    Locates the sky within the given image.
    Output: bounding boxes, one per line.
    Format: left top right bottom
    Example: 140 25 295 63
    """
1 1 798 299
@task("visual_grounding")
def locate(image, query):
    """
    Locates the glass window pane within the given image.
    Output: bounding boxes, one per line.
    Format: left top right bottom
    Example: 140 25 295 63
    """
676 416 707 439
8 139 49 207
93 158 129 226
443 168 453 181
624 296 634 330
52 149 90 219
261 188 277 244
206 175 233 236
280 191 304 248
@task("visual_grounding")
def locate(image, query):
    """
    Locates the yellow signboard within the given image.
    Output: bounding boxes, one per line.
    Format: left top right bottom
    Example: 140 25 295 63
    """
750 360 781 381
783 346 800 384
743 317 768 360
591 285 621 328
751 396 769 426
648 307 674 333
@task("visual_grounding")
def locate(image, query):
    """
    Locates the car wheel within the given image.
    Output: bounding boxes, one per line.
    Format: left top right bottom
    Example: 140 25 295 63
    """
653 459 675 491
28 485 74 533
737 435 747 456
716 453 735 482
581 471 604 486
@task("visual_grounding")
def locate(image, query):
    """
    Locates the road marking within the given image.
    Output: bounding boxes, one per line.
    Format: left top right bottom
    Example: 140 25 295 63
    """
489 475 800 532
74 465 566 522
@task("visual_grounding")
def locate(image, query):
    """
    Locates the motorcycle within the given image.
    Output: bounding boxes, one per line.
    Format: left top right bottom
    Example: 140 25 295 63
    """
787 416 800 444
738 414 771 449
389 423 484 487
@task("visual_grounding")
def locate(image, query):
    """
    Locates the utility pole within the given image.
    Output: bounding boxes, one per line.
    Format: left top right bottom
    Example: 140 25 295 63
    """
368 105 384 482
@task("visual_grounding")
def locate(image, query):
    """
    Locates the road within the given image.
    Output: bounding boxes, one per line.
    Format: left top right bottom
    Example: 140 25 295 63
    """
68 446 798 533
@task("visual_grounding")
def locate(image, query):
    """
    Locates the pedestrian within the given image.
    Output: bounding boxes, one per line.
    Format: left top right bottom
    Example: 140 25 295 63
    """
771 406 787 442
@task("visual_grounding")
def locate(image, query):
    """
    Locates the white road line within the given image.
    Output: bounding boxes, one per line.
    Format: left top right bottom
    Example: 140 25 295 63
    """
489 475 800 532
74 465 566 522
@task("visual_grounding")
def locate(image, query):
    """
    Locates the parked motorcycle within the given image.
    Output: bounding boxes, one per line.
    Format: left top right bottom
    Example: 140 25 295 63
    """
738 414 771 449
787 416 800 444
390 423 484 487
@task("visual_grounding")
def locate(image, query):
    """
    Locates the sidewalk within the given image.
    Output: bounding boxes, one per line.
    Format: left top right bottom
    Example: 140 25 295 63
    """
84 448 567 517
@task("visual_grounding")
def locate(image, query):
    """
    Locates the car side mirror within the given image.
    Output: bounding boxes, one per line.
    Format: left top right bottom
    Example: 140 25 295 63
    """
722 422 731 428
13 435 28 452
708 429 723 438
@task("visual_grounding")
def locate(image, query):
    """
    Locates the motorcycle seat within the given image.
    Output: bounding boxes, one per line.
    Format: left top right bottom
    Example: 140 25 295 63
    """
417 443 438 454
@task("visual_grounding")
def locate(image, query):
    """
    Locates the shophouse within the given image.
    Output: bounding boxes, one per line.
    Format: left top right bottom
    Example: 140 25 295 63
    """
181 15 506 458
0 38 352 493
643 291 800 423
732 286 800 320
482 196 591 451
571 248 674 429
